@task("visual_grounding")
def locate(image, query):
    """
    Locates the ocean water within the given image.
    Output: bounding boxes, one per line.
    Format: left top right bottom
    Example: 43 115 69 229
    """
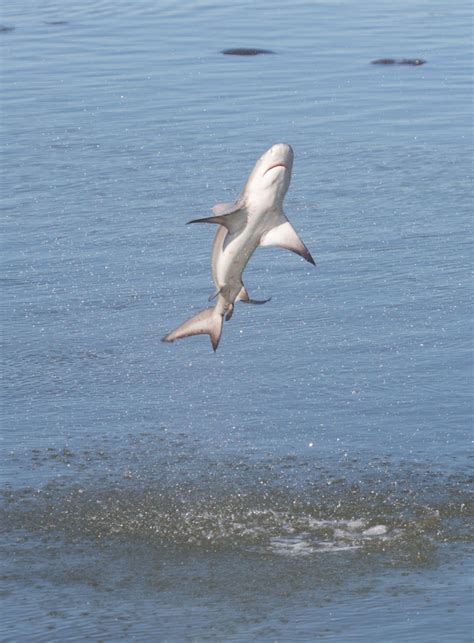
1 0 472 640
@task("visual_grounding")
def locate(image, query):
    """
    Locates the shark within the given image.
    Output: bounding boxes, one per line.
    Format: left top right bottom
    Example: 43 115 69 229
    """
162 143 315 351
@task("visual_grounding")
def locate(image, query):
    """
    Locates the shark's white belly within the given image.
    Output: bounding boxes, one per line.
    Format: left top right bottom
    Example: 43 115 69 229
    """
214 221 264 301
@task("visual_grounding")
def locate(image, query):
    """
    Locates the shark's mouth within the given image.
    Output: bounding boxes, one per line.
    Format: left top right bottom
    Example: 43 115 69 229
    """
264 163 288 176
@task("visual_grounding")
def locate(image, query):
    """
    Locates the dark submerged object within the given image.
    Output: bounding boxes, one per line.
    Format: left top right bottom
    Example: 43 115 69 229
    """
371 58 426 66
222 48 275 56
0 25 15 33
44 21 69 25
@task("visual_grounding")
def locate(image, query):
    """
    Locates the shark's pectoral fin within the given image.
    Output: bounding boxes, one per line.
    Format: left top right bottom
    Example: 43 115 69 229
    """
212 202 240 216
236 286 271 305
260 218 315 265
187 209 247 235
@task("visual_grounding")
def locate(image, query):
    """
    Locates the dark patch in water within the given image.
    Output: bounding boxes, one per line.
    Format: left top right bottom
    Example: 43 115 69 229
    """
222 48 275 56
0 25 15 33
44 21 69 26
2 458 471 559
2 442 472 639
371 58 426 66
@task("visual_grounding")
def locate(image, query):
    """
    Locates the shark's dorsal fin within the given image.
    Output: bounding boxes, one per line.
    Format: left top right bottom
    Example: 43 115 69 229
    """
187 209 246 235
260 215 315 265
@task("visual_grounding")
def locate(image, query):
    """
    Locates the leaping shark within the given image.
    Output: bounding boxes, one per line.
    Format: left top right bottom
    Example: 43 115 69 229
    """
162 143 315 351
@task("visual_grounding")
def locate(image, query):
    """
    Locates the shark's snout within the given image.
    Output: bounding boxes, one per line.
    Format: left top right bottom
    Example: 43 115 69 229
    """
270 143 293 155
259 143 293 177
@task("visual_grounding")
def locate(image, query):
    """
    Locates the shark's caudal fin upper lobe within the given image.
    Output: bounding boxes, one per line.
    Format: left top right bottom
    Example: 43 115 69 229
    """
162 308 224 351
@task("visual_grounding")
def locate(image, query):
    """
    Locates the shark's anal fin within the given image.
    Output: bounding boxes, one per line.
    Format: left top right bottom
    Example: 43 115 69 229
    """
208 288 222 302
187 209 246 235
260 218 315 265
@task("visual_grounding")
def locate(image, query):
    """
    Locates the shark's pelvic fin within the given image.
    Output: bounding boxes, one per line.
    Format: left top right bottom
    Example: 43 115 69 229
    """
187 210 247 235
162 308 224 351
236 286 271 305
260 216 315 265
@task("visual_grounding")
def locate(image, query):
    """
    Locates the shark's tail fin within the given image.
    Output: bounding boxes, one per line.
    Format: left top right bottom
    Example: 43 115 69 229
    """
162 308 224 351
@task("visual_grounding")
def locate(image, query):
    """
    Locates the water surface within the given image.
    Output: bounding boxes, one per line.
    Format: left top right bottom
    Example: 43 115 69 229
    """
1 0 472 640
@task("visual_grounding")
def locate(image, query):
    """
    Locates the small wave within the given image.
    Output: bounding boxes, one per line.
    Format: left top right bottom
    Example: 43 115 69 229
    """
268 519 397 557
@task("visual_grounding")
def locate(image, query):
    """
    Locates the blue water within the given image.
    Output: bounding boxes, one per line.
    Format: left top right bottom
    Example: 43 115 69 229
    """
1 0 473 640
